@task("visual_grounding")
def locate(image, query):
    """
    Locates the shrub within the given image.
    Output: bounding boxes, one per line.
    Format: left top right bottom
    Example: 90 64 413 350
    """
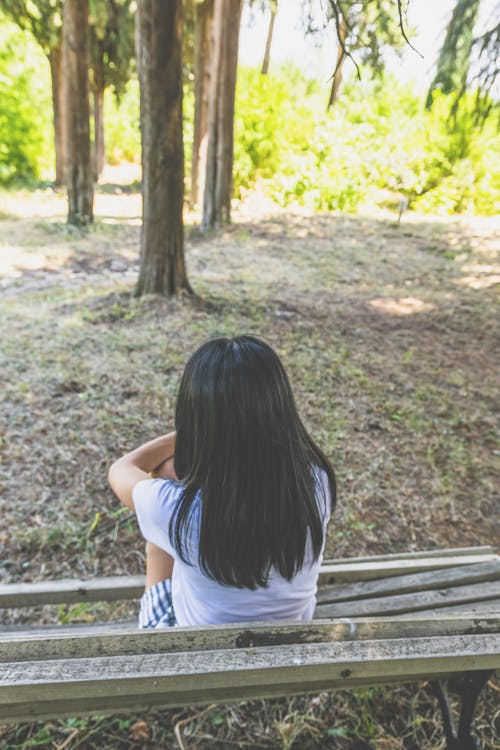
1 20 498 218
233 66 500 215
0 18 53 184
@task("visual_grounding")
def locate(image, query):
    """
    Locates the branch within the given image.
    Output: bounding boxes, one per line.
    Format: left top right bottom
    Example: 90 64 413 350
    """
328 1 361 80
397 0 422 57
326 0 422 84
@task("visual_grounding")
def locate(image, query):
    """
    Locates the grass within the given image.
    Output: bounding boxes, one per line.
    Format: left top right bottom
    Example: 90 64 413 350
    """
0 183 499 748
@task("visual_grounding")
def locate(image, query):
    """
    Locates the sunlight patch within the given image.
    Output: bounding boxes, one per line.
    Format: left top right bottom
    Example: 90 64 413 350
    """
456 275 500 289
0 246 71 278
0 247 47 277
455 264 500 290
368 297 435 315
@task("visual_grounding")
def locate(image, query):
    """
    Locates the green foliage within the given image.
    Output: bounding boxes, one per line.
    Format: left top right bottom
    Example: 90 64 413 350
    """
104 78 141 164
234 68 364 212
326 0 407 74
0 0 62 55
0 12 498 216
233 66 500 215
426 0 480 106
234 67 292 186
387 89 500 215
89 0 136 98
2 0 135 98
104 77 195 171
0 18 53 184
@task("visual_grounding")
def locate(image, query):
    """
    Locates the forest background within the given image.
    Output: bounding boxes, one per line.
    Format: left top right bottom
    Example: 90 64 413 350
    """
1 0 499 217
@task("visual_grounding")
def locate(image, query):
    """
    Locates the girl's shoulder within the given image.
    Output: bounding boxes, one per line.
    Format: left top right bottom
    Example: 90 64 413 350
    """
132 478 194 551
133 477 185 517
133 478 204 557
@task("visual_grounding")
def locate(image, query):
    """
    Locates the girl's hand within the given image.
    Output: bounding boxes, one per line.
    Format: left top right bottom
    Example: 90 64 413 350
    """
151 456 178 480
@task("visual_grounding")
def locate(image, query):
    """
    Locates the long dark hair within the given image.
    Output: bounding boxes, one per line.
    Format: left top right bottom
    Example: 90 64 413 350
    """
170 335 336 588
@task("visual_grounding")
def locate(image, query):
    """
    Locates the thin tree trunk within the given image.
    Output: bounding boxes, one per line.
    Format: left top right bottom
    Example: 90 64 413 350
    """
327 17 346 109
94 85 105 178
191 0 214 208
63 0 94 225
261 5 276 75
201 0 223 228
48 43 67 185
93 50 106 180
135 0 191 297
202 0 243 229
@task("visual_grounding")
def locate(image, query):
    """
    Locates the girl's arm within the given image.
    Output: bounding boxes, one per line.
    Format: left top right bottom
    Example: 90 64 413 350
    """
146 541 174 587
108 432 176 511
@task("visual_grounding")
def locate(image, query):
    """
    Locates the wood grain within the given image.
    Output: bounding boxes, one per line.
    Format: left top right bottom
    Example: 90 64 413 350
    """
317 561 500 604
315 581 500 618
2 615 498 662
318 554 499 584
1 633 498 724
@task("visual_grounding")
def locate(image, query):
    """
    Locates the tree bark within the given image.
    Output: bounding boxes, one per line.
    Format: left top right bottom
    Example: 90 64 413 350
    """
202 0 243 229
92 48 106 180
261 5 276 75
135 0 191 297
63 0 94 225
327 17 346 109
191 0 214 208
48 43 67 185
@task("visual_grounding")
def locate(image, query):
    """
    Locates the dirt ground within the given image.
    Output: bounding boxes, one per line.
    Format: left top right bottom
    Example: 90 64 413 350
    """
0 179 499 748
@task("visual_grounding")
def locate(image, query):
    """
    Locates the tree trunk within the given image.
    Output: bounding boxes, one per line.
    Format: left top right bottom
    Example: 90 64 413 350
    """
327 17 346 109
202 0 243 229
426 0 480 108
135 0 191 297
63 0 94 225
48 43 67 185
261 5 276 75
92 48 106 180
191 0 214 208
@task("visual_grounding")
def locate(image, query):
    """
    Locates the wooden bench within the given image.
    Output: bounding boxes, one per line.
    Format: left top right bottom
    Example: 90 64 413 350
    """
1 546 499 749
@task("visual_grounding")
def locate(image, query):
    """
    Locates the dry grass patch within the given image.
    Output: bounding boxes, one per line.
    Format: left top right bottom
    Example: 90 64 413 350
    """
0 186 498 747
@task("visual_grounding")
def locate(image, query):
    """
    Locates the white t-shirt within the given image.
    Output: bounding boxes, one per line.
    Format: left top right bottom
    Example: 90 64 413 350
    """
133 470 331 627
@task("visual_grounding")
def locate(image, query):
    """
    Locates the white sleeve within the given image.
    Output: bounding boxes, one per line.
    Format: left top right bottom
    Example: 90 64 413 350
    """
132 478 184 556
313 466 332 526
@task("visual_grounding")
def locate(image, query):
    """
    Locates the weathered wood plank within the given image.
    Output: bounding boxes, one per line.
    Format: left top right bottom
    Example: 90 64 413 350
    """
0 619 136 635
315 581 500 618
0 575 145 608
2 552 497 608
318 554 500 584
322 547 495 565
392 599 500 618
317 561 500 604
0 671 486 725
2 616 498 663
1 634 498 724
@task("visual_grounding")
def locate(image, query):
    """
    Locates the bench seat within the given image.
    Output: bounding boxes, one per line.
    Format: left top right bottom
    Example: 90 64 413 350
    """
1 546 498 747
1 617 499 723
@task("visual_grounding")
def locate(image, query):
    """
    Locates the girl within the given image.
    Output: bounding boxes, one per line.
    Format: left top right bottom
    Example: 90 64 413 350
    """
108 335 336 628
